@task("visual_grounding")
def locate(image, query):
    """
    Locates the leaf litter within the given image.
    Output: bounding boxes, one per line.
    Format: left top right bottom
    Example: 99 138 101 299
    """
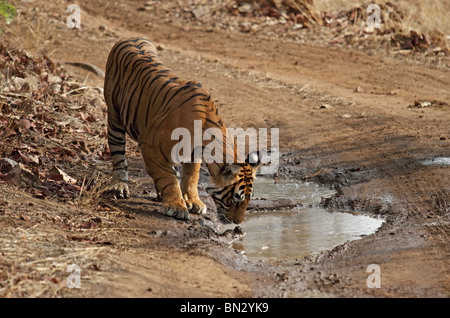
0 39 111 204
0 40 124 297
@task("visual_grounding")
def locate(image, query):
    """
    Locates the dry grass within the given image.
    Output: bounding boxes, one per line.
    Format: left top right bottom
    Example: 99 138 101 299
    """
0 226 112 297
0 182 125 298
227 0 449 50
310 0 450 51
314 0 450 35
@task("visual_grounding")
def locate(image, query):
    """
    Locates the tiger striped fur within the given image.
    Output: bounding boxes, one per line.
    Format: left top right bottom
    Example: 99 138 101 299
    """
104 37 260 224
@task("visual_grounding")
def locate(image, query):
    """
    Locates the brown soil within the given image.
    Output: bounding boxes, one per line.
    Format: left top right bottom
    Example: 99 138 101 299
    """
1 0 449 298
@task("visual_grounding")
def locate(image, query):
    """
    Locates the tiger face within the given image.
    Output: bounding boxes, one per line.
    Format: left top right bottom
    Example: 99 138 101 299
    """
207 153 260 224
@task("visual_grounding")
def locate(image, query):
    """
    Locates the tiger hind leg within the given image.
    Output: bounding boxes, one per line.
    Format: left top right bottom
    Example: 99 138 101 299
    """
141 147 189 220
181 163 207 215
106 118 130 199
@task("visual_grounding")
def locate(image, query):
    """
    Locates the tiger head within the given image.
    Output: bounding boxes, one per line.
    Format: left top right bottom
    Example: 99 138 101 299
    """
207 152 261 224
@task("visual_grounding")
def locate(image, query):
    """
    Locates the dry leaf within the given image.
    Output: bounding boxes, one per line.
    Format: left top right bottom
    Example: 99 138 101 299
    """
47 166 77 184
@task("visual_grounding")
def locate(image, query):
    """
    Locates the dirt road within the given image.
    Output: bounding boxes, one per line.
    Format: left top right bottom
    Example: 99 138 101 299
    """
1 0 449 297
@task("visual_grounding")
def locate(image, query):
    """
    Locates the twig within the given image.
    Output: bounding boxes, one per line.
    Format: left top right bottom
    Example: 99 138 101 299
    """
65 86 91 95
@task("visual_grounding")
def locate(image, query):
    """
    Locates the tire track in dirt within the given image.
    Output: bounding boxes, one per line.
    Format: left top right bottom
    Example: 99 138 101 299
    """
333 113 449 240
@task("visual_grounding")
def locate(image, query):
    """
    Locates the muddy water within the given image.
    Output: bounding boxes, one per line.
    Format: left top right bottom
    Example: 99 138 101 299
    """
251 177 336 206
422 157 450 166
232 178 384 260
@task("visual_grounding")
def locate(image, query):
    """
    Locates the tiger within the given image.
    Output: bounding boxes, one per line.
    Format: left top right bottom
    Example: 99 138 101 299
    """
103 37 260 224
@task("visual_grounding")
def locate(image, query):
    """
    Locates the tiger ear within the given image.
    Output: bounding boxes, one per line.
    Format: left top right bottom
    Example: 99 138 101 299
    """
220 164 241 179
246 151 261 169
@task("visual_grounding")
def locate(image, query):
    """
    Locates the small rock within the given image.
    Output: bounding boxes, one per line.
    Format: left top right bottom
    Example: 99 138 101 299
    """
238 3 253 14
89 97 102 107
9 77 26 92
192 6 209 19
354 86 364 93
233 226 244 235
363 26 375 34
389 89 399 95
40 72 49 81
148 230 163 236
48 83 61 94
419 101 432 108
48 75 62 85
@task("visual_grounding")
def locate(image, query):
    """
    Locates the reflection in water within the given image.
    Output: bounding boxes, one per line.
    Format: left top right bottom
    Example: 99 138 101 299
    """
234 208 384 260
233 178 384 260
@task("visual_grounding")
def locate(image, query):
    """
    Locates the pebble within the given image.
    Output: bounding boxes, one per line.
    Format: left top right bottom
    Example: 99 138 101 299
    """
48 83 61 94
9 77 27 92
48 75 62 85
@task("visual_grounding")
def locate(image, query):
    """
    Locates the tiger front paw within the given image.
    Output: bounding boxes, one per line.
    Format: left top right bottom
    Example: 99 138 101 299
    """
184 197 207 215
161 200 189 221
105 180 130 199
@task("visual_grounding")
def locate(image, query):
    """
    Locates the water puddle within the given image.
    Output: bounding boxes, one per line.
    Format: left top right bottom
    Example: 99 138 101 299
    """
231 178 384 260
251 177 336 206
421 157 450 166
